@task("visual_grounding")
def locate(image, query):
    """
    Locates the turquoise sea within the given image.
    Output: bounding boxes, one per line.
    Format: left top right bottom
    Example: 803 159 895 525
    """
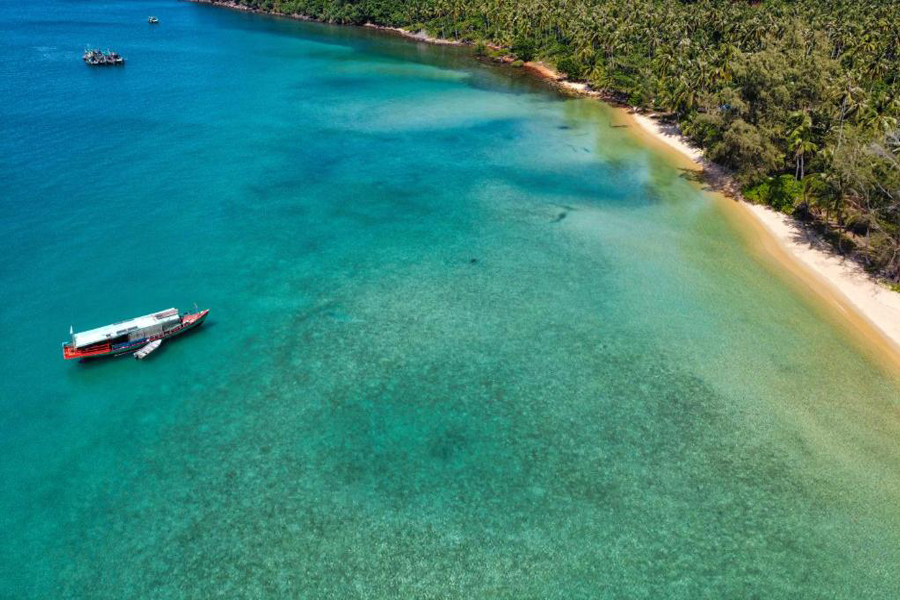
2 1 900 597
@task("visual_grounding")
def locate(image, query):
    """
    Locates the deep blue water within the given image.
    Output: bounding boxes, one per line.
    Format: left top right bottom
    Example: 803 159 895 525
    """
2 1 900 597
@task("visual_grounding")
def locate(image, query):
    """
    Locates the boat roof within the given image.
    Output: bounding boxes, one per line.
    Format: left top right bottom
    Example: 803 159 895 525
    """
72 308 179 348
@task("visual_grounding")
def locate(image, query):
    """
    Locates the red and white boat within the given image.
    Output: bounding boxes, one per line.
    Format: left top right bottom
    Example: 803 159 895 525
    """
62 307 209 360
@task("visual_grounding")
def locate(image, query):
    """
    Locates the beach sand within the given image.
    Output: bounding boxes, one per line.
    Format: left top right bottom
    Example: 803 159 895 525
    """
618 108 900 374
363 23 463 45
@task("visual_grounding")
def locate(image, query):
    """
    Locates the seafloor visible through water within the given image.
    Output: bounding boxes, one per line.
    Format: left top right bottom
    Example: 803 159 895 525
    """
1 1 899 597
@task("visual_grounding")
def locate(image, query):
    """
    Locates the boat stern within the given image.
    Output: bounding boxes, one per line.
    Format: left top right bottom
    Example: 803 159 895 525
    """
62 342 111 360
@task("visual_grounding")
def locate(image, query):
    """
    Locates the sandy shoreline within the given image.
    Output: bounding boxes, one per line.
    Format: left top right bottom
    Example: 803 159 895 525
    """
746 204 900 344
486 59 900 367
362 23 463 45
621 107 900 363
516 60 900 364
188 0 900 369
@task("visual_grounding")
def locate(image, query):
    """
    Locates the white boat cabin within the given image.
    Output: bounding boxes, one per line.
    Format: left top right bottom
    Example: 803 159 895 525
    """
71 308 181 348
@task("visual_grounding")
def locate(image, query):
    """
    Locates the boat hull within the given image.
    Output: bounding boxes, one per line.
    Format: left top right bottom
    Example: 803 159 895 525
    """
63 309 208 360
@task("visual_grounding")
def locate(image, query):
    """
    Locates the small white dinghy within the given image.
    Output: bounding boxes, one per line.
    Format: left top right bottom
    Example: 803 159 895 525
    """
134 339 162 360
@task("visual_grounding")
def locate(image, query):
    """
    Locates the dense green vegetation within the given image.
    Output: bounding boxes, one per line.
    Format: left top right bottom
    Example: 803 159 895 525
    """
227 0 900 280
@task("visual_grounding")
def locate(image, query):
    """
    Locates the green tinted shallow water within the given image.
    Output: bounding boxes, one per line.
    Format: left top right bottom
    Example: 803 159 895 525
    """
1 1 899 597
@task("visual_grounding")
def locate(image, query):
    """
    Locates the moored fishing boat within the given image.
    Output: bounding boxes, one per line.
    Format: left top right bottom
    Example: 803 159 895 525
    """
62 307 208 360
82 48 125 66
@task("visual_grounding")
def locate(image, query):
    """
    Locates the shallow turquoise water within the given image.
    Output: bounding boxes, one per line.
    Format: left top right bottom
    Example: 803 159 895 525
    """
2 1 900 597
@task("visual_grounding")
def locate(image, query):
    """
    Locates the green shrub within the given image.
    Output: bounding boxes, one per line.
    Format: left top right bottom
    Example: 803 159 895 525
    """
556 55 586 80
743 175 803 213
512 37 536 62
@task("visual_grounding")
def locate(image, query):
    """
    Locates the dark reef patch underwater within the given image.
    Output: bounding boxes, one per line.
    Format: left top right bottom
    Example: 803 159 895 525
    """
1 1 899 598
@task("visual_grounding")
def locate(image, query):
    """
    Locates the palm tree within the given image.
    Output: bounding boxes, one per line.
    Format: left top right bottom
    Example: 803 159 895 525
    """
789 111 817 182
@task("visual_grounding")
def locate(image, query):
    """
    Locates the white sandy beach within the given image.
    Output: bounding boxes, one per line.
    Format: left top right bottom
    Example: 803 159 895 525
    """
628 112 900 354
746 204 900 346
524 60 900 354
363 23 464 45
407 49 900 357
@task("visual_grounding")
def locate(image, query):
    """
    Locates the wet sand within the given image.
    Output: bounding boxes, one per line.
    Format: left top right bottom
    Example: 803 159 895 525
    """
515 60 900 374
616 109 900 376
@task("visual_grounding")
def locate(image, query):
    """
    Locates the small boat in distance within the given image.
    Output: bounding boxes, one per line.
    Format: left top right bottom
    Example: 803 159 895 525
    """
63 307 209 360
148 16 159 24
83 48 125 66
